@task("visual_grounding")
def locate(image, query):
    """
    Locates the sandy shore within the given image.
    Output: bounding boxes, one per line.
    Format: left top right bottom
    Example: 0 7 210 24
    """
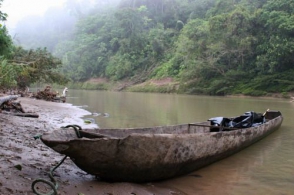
0 97 184 195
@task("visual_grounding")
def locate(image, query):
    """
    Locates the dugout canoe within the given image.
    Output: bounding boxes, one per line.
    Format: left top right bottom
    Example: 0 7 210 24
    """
40 110 283 182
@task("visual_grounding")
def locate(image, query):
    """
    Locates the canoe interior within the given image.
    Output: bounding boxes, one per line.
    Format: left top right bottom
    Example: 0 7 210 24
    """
45 110 282 141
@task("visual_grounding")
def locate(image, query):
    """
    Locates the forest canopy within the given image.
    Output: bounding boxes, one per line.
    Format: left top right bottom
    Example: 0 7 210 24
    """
5 0 294 95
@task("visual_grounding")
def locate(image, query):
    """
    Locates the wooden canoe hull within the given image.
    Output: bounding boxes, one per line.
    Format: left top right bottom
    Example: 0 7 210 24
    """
41 111 283 182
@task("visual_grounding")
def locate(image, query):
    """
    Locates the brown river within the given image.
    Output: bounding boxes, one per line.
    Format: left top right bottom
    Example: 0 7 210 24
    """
66 90 294 195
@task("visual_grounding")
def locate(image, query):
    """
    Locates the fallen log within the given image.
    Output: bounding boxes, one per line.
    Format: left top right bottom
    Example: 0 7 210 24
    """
1 111 39 118
0 95 39 118
0 95 19 107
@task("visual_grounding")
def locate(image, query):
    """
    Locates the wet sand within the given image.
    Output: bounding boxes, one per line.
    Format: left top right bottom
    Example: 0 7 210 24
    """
0 97 184 195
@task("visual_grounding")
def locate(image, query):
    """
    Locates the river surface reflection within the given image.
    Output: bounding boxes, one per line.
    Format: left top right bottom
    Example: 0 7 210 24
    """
66 90 294 195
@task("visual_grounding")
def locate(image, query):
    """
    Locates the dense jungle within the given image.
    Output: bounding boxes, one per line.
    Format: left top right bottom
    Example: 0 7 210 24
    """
1 0 294 96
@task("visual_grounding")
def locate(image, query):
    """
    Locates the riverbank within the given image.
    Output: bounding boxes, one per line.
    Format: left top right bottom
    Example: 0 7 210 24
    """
58 77 180 93
60 77 293 100
0 97 96 194
0 97 184 195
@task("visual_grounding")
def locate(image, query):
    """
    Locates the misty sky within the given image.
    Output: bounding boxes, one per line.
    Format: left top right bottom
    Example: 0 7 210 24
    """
2 0 66 29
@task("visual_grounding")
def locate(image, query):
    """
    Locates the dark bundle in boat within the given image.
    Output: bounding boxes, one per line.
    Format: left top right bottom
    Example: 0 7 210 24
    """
40 110 283 182
208 111 266 132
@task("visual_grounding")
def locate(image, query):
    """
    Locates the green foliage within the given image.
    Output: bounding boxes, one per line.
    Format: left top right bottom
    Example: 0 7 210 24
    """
255 0 294 73
63 81 110 90
0 1 12 57
0 2 69 89
81 82 109 90
0 0 7 21
281 92 290 98
127 83 177 93
106 53 135 80
57 3 175 82
242 89 267 96
0 58 22 88
0 25 12 57
11 47 69 88
233 70 294 95
172 0 294 95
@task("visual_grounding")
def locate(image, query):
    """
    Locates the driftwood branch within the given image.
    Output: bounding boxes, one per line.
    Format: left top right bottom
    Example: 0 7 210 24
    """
1 111 39 118
31 86 67 103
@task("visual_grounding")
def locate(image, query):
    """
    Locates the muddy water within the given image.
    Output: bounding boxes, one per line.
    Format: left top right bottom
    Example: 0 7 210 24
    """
66 90 294 195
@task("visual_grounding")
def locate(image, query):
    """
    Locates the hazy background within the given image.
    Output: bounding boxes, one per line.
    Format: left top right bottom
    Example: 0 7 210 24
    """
1 0 105 51
2 0 66 29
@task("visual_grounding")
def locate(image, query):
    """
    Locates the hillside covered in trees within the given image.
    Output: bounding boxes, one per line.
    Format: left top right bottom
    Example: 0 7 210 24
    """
8 0 294 96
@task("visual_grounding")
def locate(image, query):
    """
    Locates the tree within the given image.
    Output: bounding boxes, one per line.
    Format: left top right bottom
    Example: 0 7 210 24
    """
0 58 22 88
0 0 12 57
11 47 68 88
255 0 294 73
57 9 120 81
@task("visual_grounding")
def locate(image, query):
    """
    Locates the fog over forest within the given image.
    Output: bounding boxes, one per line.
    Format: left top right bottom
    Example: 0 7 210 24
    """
3 0 115 51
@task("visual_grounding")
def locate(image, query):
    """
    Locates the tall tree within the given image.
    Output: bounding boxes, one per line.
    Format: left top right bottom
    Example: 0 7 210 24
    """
0 0 12 57
255 0 294 73
11 47 68 88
